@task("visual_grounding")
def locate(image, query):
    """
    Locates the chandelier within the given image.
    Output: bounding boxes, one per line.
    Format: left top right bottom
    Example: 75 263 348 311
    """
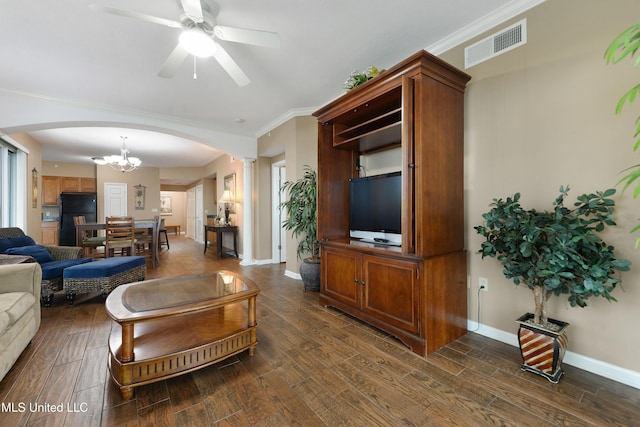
93 136 141 173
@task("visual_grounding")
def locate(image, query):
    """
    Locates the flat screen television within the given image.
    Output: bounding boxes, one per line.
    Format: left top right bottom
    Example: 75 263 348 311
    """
349 172 402 245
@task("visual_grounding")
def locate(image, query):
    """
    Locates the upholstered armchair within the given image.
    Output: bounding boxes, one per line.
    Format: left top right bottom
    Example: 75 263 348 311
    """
0 227 88 306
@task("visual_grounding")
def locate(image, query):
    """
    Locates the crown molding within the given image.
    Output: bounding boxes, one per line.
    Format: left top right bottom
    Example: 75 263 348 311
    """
426 0 547 55
255 107 319 139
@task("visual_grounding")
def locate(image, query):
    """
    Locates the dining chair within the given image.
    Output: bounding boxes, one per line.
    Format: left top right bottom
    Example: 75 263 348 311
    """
74 216 105 259
105 216 136 257
159 218 169 250
135 216 161 268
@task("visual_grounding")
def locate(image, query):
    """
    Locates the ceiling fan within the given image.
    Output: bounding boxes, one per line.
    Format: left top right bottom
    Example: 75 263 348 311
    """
90 0 280 86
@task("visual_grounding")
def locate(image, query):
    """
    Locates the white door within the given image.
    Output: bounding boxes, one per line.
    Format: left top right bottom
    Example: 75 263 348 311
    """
272 161 286 263
186 188 195 240
104 183 127 220
195 184 203 243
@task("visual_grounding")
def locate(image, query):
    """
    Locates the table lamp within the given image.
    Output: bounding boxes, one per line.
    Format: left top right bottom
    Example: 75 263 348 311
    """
219 190 235 225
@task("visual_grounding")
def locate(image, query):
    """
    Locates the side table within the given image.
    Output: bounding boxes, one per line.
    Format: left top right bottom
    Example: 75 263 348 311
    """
204 225 239 259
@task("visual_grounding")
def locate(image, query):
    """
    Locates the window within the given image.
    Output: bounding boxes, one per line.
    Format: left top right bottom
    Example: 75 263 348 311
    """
0 137 27 229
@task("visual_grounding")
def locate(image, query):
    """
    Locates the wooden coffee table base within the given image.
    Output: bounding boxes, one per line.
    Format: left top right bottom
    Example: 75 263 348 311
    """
108 303 257 400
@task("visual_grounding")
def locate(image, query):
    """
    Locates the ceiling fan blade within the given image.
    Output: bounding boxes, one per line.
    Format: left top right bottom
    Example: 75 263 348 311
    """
158 44 190 78
212 44 250 87
179 0 204 23
213 25 280 48
90 4 182 28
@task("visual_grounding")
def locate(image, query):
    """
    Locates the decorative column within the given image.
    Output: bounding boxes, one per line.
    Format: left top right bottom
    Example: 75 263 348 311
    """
240 158 255 265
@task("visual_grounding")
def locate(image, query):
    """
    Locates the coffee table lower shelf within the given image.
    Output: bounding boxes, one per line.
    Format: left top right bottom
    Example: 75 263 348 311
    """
108 303 256 400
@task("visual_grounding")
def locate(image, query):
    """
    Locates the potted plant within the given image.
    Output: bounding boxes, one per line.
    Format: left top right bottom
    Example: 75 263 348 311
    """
474 185 631 382
280 165 320 291
343 66 386 91
605 22 640 245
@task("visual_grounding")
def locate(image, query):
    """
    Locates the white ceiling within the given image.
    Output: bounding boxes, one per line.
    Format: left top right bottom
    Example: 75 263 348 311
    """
0 0 535 172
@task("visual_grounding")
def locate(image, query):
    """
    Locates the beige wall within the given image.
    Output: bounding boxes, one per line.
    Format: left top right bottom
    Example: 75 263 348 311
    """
160 190 186 232
253 156 273 260
42 161 95 178
439 0 640 372
96 165 161 221
160 166 206 185
11 133 42 240
199 154 245 253
257 116 318 273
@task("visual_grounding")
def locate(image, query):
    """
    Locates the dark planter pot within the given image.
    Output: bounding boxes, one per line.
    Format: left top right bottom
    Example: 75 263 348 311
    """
299 258 320 292
516 313 569 383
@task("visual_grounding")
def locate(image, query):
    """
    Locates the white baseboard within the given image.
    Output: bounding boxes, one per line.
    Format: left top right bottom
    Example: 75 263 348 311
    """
252 258 274 265
467 320 640 390
284 270 301 280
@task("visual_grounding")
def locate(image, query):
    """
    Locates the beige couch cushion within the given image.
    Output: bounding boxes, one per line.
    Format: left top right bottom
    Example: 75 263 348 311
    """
0 292 36 325
0 311 9 335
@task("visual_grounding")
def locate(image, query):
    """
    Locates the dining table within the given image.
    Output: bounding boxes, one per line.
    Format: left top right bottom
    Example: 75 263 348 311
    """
75 219 160 268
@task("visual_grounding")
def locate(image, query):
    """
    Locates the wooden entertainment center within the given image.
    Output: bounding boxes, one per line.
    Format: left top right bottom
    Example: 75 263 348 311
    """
314 50 471 356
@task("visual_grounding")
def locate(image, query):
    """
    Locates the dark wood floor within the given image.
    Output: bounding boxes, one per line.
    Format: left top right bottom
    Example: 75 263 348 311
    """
1 236 638 426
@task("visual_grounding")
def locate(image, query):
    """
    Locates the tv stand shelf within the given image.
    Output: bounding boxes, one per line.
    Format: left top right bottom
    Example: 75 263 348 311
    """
314 50 471 356
329 86 402 152
334 108 402 151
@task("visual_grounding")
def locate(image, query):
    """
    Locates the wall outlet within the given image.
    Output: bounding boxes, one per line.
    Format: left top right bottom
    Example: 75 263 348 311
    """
479 277 489 292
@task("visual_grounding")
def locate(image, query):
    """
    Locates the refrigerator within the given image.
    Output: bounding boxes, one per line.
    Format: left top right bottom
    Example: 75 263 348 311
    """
59 192 97 246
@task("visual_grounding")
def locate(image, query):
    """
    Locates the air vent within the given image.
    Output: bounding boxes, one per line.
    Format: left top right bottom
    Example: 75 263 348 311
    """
465 19 527 69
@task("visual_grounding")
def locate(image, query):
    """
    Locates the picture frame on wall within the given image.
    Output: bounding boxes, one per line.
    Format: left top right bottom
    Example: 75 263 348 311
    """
160 195 172 215
32 168 38 208
134 184 146 210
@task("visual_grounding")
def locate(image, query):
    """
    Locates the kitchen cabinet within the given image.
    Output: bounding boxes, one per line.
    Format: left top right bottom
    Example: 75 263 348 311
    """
42 176 60 206
61 176 80 192
80 178 97 192
60 177 96 192
41 221 59 245
42 176 97 206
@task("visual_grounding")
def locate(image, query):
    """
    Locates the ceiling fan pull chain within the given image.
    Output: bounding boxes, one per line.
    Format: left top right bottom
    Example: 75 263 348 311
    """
193 56 197 80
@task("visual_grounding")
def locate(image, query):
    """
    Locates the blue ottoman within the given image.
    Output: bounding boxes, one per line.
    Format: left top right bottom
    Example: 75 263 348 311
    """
63 256 146 305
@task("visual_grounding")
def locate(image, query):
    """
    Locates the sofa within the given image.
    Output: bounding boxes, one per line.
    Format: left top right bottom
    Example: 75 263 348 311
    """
0 227 91 306
0 262 41 381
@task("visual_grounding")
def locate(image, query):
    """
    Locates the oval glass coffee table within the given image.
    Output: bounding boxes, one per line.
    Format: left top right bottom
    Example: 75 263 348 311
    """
105 271 259 400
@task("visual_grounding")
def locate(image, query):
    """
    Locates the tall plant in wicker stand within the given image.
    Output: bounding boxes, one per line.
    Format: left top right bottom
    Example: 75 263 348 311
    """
475 186 631 382
280 166 320 291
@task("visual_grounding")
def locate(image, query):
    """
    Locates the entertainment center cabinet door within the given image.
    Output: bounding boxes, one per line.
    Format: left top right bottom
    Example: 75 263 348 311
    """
320 246 360 307
361 255 419 334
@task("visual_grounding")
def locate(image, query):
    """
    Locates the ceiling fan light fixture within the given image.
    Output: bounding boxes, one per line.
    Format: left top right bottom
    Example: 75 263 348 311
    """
179 28 217 57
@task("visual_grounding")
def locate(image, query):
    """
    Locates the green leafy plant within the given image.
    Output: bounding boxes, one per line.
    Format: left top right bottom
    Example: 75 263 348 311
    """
475 186 631 327
605 22 640 242
344 66 386 90
280 165 319 261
